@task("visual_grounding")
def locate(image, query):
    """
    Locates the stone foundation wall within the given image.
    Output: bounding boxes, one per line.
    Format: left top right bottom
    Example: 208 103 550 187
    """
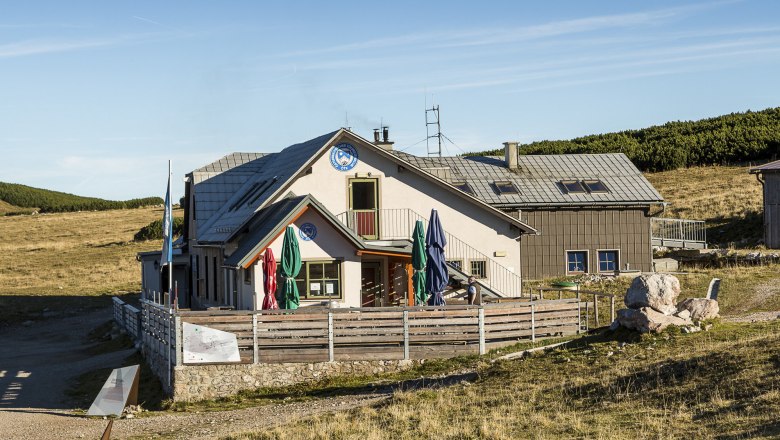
172 359 419 401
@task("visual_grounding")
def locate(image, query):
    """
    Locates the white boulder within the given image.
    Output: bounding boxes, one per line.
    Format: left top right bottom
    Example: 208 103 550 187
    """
624 274 681 315
616 307 694 333
677 298 719 321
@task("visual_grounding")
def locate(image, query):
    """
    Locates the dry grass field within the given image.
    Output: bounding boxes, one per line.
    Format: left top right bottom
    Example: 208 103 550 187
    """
234 321 780 440
645 165 764 246
0 207 181 324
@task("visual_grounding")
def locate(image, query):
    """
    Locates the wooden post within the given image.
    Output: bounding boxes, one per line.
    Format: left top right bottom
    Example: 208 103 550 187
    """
403 310 410 360
530 304 536 343
327 311 334 362
594 294 600 327
576 290 582 334
405 263 415 306
252 314 259 364
610 296 615 323
585 297 590 331
478 307 486 355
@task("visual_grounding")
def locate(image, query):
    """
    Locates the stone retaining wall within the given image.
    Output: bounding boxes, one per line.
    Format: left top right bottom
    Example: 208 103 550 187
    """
172 359 419 401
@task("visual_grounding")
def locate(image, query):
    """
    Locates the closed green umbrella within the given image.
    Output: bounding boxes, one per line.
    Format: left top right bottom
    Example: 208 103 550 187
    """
411 220 427 306
279 226 302 310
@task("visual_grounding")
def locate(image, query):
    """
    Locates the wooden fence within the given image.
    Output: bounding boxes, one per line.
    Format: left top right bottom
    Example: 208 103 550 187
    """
175 299 580 365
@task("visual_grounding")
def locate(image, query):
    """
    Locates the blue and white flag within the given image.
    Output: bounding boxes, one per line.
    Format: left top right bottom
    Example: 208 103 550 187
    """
161 163 173 269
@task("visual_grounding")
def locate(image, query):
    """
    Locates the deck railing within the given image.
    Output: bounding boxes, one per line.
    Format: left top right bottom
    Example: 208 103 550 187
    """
168 299 579 365
651 217 707 249
337 208 523 297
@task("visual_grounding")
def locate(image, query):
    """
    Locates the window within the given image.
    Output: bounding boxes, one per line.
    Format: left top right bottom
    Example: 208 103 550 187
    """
560 180 586 193
583 179 609 193
598 250 619 272
448 260 463 271
244 267 252 285
494 181 518 194
452 181 473 194
566 251 588 274
470 260 487 279
286 260 342 299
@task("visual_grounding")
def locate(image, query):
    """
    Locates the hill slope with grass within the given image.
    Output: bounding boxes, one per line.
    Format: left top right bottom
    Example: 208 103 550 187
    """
645 165 764 247
0 181 163 214
470 107 780 172
240 321 780 440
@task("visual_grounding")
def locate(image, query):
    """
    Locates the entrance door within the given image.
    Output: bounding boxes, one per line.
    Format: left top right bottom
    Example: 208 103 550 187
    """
361 262 383 307
349 178 379 239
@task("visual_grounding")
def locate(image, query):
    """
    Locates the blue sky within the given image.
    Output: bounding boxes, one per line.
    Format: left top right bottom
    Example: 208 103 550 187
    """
2 1 779 200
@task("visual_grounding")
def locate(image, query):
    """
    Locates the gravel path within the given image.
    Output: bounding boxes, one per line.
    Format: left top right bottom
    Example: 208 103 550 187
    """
0 393 389 440
0 305 455 439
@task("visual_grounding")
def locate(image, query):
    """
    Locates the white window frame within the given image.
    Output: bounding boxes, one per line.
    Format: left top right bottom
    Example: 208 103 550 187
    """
565 250 589 275
596 249 620 273
469 259 488 279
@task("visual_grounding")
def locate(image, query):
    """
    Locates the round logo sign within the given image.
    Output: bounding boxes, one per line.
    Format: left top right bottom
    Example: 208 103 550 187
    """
298 222 318 241
329 143 358 171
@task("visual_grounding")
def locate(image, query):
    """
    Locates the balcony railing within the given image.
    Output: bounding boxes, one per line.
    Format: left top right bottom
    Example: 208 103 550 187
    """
651 217 707 249
337 208 524 297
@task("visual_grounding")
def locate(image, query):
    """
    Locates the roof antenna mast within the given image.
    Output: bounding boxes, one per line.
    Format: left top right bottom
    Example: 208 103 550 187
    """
425 101 442 158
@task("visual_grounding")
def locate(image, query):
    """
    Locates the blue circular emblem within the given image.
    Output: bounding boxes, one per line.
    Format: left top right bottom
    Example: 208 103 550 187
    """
329 143 358 171
298 223 317 241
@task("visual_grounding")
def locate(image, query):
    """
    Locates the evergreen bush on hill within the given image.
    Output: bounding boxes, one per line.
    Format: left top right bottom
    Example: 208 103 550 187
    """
134 217 184 242
468 107 780 172
0 182 163 213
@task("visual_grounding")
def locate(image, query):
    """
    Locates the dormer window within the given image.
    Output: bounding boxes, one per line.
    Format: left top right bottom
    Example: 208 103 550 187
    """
582 179 609 193
494 181 518 194
560 180 585 194
453 181 473 194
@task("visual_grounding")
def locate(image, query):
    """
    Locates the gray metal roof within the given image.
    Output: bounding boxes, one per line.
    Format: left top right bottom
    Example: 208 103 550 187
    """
391 151 663 207
192 153 272 224
750 159 780 173
196 131 340 243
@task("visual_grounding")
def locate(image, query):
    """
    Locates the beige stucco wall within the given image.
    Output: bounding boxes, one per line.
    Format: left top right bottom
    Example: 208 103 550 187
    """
249 209 363 308
282 137 523 291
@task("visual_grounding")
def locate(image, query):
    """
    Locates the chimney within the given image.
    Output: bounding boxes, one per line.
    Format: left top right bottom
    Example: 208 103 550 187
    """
374 126 394 150
504 142 518 170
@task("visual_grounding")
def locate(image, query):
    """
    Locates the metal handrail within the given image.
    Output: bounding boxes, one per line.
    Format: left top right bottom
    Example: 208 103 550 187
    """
336 208 524 297
651 217 707 246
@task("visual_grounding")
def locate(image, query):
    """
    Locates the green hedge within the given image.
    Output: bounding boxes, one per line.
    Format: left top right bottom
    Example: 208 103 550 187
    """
134 217 184 242
469 107 780 172
0 182 163 213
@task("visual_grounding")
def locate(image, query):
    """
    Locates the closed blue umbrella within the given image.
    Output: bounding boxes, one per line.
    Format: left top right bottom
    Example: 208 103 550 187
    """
425 209 448 306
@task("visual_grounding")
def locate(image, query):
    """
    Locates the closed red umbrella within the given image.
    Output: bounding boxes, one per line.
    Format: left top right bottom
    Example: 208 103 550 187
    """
262 249 279 310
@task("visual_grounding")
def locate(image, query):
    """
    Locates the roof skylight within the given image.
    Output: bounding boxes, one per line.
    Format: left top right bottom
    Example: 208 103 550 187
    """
452 181 474 194
582 179 609 193
494 181 518 194
560 180 585 193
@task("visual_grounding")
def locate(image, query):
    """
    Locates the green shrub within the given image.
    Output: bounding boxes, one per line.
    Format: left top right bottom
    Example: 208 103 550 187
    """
134 217 184 242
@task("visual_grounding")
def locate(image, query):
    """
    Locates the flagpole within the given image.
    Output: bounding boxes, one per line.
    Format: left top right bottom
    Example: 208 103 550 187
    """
168 160 173 309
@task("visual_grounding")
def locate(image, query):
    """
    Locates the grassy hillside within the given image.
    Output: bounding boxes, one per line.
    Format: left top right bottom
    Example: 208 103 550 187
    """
645 165 764 247
0 207 182 325
470 107 780 172
0 181 163 213
237 321 780 439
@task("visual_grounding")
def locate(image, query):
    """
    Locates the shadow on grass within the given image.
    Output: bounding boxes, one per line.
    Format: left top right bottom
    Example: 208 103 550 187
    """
706 210 763 248
0 292 139 328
